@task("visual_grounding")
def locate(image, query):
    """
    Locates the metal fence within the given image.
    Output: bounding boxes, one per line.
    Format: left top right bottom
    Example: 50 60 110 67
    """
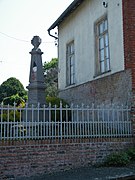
0 102 133 140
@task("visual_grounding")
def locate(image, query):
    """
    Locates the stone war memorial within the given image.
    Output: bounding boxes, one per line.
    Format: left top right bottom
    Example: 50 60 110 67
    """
25 36 47 122
27 36 45 105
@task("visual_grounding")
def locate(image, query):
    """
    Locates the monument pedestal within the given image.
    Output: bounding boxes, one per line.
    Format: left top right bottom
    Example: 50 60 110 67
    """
27 83 46 106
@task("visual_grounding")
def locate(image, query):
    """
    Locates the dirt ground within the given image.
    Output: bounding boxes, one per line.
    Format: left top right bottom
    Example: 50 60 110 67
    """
15 162 135 180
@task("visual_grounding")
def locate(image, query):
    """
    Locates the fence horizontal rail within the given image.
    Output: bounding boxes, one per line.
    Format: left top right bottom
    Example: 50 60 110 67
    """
0 103 132 140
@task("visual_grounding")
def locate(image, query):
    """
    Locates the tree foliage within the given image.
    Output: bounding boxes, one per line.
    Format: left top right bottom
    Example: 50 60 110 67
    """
0 77 27 105
3 94 27 106
43 58 58 97
44 58 58 71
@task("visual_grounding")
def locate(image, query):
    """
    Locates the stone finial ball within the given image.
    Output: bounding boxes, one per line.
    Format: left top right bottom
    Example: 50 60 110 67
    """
31 36 42 49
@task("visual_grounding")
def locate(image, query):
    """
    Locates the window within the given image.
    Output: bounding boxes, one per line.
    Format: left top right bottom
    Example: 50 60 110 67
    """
95 16 110 75
66 41 75 86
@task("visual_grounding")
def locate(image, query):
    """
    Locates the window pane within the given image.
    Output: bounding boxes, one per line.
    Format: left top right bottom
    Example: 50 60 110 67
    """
104 20 108 31
105 47 109 58
99 37 104 49
70 61 75 85
105 34 109 46
106 58 110 71
67 46 70 55
70 74 74 84
70 56 74 65
100 61 105 73
67 58 70 72
70 65 74 74
100 49 104 61
99 23 104 34
70 44 74 54
67 42 74 54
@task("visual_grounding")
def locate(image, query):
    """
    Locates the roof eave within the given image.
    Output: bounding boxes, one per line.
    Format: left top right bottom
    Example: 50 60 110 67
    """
48 0 84 31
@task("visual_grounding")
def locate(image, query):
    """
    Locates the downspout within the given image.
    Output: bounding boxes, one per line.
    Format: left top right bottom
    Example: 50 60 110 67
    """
48 29 58 40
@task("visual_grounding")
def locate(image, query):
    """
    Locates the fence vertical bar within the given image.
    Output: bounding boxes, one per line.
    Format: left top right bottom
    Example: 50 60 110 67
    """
92 104 95 138
54 104 56 139
51 106 54 139
107 106 109 137
63 105 66 139
76 105 79 138
125 106 128 136
89 106 92 138
117 106 120 137
43 104 46 138
65 104 68 139
127 106 131 136
7 104 10 139
0 102 3 140
124 106 127 136
28 108 31 140
37 103 40 139
60 101 63 140
74 105 77 139
3 104 7 140
97 105 99 138
66 104 69 139
110 105 113 138
48 103 51 139
115 106 118 137
13 102 16 140
81 103 84 138
31 104 34 139
70 103 73 138
121 105 124 136
72 105 74 138
25 103 28 139
40 104 42 138
19 107 21 139
86 105 89 138
34 106 36 139
101 104 105 136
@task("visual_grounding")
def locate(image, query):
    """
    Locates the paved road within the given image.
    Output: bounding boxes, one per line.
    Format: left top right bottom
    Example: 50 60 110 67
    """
16 164 135 180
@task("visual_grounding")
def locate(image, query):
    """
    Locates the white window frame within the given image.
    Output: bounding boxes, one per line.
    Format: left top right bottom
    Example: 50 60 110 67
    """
66 41 75 86
95 15 110 76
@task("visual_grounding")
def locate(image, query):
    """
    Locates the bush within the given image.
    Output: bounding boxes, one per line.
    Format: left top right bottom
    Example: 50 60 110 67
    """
2 110 21 122
46 97 71 122
126 148 135 161
105 152 130 167
46 96 68 107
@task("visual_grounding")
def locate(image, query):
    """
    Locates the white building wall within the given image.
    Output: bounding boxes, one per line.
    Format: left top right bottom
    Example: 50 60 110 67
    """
58 0 124 90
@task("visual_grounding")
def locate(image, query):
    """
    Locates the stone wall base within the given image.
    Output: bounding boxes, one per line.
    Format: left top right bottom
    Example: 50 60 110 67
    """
59 70 132 106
